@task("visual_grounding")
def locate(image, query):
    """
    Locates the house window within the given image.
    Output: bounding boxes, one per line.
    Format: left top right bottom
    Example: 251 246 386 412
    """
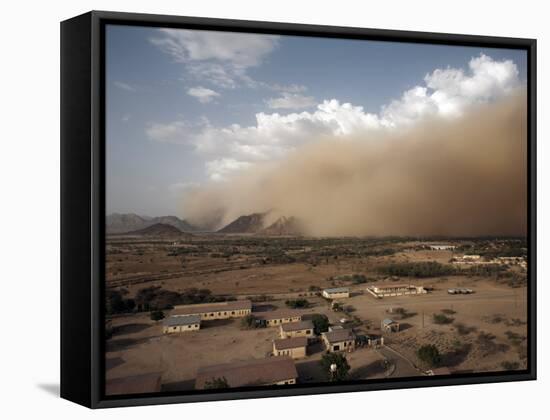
306 330 311 334
344 342 347 347
232 311 235 315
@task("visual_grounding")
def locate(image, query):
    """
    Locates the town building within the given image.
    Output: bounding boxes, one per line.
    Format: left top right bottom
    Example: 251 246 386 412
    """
367 284 426 298
106 372 162 395
428 244 456 250
273 337 308 359
171 300 252 320
195 356 298 389
322 287 350 299
162 315 201 334
322 329 356 352
381 318 400 333
280 320 314 338
255 310 302 327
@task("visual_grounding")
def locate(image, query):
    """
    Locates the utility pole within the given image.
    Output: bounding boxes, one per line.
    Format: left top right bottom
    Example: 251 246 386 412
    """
422 311 430 329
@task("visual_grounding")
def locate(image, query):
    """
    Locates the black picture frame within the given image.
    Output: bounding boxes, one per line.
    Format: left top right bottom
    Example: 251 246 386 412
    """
60 10 537 409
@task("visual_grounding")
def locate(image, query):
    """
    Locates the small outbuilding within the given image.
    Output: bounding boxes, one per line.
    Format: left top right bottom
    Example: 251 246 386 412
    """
381 318 400 333
280 320 314 338
322 329 356 353
163 315 201 334
273 336 308 359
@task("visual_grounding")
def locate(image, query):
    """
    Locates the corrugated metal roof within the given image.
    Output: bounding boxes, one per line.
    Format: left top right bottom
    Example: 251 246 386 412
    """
255 310 303 321
273 337 308 350
323 329 355 343
280 320 314 332
106 372 162 395
163 315 201 326
324 287 350 293
382 318 398 326
171 300 252 316
195 357 297 389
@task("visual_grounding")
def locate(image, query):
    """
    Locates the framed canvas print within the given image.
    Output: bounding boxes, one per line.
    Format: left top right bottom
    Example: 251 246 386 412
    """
60 11 536 408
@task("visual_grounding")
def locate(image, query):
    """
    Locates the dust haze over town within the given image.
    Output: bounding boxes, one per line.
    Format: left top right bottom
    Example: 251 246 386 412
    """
104 26 529 396
182 92 526 237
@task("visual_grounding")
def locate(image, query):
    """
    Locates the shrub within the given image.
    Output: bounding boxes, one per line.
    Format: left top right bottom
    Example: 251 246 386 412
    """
285 299 310 309
433 313 454 325
378 261 456 278
203 376 229 389
417 344 441 367
241 314 262 329
150 310 165 321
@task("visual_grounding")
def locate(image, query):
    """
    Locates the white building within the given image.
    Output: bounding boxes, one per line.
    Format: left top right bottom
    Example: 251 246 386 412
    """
322 287 350 299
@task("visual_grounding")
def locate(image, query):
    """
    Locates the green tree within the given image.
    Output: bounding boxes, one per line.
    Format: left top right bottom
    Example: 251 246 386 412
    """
285 299 310 309
203 376 229 389
321 353 350 381
241 314 261 329
150 310 165 322
311 314 329 335
417 344 441 367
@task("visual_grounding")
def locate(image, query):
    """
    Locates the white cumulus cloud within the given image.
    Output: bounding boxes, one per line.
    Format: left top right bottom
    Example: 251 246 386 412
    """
187 86 220 103
149 54 522 180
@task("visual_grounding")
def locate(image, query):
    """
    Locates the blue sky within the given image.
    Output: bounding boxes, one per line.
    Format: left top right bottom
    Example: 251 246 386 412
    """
106 24 527 217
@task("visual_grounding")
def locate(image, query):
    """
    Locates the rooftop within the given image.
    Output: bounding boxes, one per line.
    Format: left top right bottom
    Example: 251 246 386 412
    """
280 320 314 332
172 300 252 316
323 329 355 343
255 310 303 321
195 357 297 389
163 314 201 327
323 287 350 293
106 372 162 395
273 336 308 350
374 284 415 289
382 318 398 326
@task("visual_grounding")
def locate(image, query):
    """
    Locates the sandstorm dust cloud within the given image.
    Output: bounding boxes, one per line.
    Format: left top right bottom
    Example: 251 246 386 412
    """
182 93 527 237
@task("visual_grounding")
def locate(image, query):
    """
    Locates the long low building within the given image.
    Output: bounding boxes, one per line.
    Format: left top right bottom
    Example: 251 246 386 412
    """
322 287 350 299
367 284 426 298
162 315 201 334
255 310 302 327
171 300 252 320
195 357 298 389
273 337 308 359
280 320 314 338
106 372 162 395
322 329 356 353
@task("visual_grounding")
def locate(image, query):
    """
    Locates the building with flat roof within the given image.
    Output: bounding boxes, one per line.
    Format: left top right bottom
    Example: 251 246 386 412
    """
255 310 302 327
322 287 350 299
162 315 201 334
367 284 426 298
280 320 314 338
322 329 355 352
273 337 308 359
171 300 252 320
429 244 456 250
106 372 162 395
195 357 298 389
381 318 400 333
